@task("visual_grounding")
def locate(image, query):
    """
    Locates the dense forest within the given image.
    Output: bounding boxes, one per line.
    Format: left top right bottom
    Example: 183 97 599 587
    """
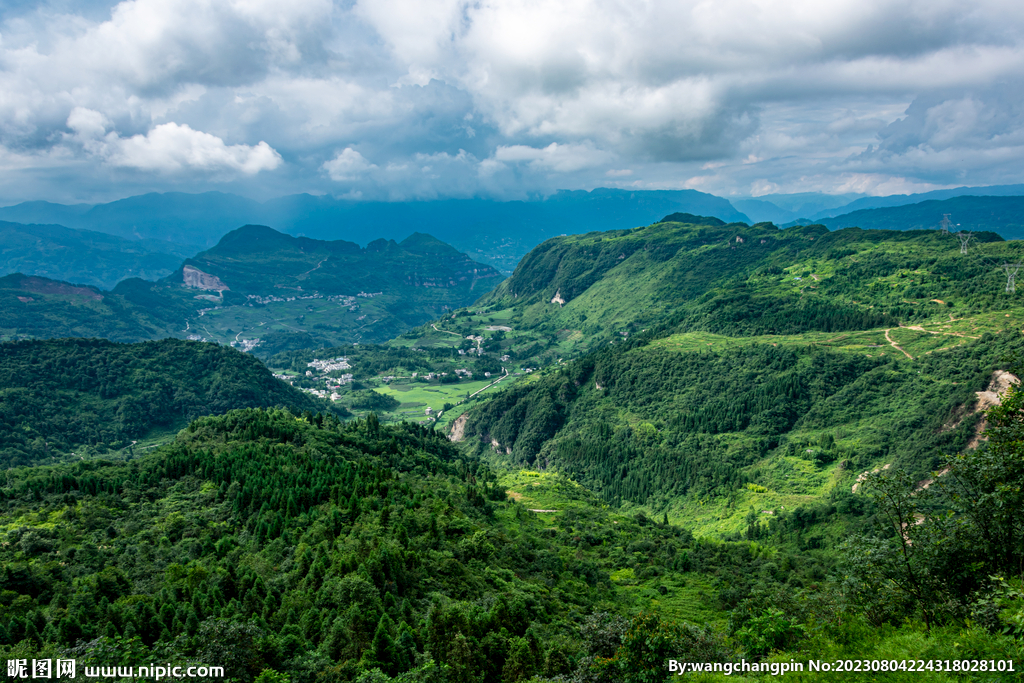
0 406 1022 682
461 325 1022 513
0 338 330 467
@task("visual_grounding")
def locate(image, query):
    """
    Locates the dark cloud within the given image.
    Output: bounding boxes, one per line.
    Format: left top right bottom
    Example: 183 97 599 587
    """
1 0 1023 203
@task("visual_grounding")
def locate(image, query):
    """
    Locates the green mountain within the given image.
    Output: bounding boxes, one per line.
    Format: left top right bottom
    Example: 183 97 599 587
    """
0 338 331 468
0 220 195 289
420 216 1024 535
179 226 500 301
161 226 503 349
0 274 187 343
804 195 1024 239
0 227 505 350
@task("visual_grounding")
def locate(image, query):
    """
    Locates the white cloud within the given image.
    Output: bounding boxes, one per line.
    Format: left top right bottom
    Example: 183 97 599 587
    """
66 110 282 174
321 147 377 180
493 142 612 172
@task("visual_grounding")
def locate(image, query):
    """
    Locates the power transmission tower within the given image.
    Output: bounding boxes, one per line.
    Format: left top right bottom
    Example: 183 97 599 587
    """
939 214 953 234
1003 263 1022 293
955 231 972 254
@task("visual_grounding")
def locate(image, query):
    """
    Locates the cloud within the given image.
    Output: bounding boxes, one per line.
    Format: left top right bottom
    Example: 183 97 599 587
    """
3 0 1024 201
66 109 282 174
492 143 613 173
322 148 377 180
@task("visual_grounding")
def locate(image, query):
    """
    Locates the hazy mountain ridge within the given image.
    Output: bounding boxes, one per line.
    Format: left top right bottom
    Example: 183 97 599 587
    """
0 220 195 289
801 195 1024 239
0 189 751 274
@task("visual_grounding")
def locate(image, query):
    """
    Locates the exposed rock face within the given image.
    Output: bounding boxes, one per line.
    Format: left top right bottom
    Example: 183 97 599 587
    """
183 265 229 291
448 413 469 442
966 370 1019 450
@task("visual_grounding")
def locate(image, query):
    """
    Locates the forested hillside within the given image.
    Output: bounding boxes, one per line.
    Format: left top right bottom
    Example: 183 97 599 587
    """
450 216 1024 535
439 217 1013 371
2 407 1019 682
0 338 329 467
0 274 189 343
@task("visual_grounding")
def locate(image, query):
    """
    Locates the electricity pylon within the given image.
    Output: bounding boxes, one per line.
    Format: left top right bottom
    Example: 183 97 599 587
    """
1003 263 1022 293
940 214 953 234
955 231 972 255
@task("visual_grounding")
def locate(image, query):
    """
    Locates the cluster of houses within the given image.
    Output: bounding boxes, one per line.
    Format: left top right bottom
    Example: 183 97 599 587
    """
307 357 352 372
270 356 358 402
231 338 262 352
246 293 327 304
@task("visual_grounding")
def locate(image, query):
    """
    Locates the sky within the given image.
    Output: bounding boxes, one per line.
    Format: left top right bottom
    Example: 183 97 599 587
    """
1 0 1023 205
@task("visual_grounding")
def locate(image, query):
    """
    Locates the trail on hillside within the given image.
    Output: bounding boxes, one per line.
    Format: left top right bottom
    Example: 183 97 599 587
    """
885 328 914 359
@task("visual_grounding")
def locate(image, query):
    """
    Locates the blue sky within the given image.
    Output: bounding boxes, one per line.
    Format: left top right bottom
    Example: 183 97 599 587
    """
2 0 1023 204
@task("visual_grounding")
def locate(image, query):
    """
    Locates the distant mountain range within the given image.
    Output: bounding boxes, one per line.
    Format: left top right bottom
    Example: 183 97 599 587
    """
0 220 195 289
737 184 1024 224
0 225 502 349
4 186 1024 297
793 195 1024 240
0 189 750 273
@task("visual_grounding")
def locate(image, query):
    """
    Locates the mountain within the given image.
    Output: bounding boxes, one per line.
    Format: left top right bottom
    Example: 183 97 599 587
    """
734 185 1024 224
0 273 187 343
0 192 262 248
803 195 1024 239
804 183 1024 221
732 192 865 224
0 226 505 351
0 220 196 289
0 189 750 273
0 338 330 467
435 215 1024 537
164 225 504 349
180 225 500 300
